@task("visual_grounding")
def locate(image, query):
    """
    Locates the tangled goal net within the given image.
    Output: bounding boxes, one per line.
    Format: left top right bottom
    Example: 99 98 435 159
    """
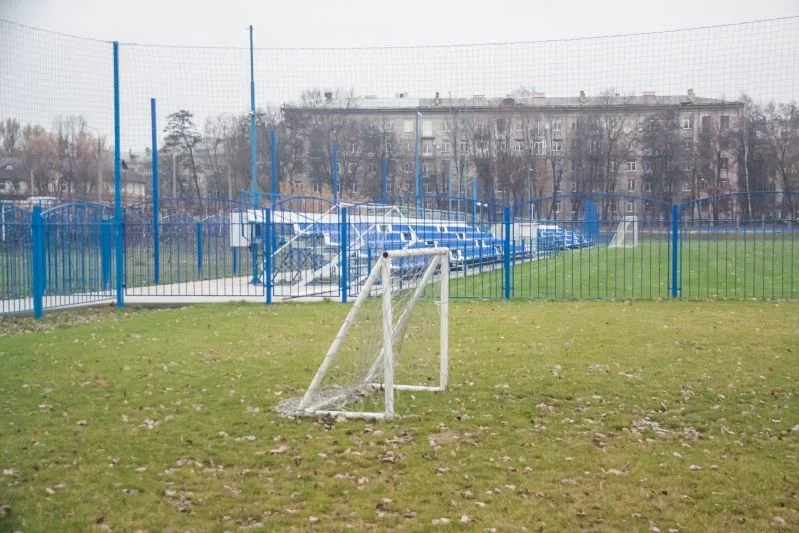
277 247 450 420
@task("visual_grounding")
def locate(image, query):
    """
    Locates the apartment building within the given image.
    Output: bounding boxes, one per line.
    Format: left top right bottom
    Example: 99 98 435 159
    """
282 90 742 215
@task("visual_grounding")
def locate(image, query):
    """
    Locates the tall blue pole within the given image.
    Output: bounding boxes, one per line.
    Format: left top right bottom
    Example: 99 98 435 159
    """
340 207 348 304
150 98 160 284
415 110 421 206
381 157 387 204
270 129 278 206
671 204 679 298
503 206 512 300
32 206 44 319
248 25 258 285
113 41 124 308
472 178 478 227
264 208 272 304
332 144 339 203
447 161 452 214
249 26 257 206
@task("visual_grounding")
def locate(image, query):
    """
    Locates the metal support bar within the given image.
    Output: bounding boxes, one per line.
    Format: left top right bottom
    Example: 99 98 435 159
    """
151 98 160 284
113 41 124 308
340 207 348 303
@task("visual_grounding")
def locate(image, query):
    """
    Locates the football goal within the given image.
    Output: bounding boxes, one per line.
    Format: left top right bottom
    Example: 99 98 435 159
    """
609 216 639 248
277 247 449 420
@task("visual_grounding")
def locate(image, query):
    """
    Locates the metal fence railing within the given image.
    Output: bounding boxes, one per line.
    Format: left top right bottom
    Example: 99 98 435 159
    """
2 191 797 317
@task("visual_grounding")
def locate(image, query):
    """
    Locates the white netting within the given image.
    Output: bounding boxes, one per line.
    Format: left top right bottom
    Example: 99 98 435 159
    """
609 216 639 248
276 252 443 417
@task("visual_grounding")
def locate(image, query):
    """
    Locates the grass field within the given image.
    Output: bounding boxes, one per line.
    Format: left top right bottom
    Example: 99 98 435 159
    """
451 236 799 300
1 300 797 532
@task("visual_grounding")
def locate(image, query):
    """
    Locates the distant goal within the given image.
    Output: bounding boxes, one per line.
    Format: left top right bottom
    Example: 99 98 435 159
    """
277 247 449 420
609 216 639 248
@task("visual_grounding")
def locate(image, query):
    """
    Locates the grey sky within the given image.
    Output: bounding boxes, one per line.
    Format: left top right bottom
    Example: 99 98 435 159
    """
2 0 797 48
1 1 797 152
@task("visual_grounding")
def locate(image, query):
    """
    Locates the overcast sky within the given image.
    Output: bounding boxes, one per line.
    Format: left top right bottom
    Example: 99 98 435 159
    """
1 0 797 48
1 0 796 151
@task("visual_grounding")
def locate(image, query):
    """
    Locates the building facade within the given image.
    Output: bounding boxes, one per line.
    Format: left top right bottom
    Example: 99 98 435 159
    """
282 90 742 217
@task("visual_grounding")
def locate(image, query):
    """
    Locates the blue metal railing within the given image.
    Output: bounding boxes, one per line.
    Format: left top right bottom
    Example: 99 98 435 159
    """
2 191 797 318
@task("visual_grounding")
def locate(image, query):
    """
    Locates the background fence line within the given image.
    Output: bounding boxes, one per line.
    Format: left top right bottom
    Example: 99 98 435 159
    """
0 17 797 316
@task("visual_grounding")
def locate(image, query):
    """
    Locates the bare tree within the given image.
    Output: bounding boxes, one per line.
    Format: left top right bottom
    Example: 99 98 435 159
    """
2 118 21 156
163 110 203 198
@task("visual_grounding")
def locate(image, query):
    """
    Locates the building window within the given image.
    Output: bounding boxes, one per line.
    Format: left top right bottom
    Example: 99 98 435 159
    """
536 121 544 135
312 182 321 193
478 140 489 151
422 163 432 176
643 160 652 173
552 119 563 132
720 157 728 170
513 141 523 153
514 122 524 134
458 140 468 152
627 179 636 192
424 182 434 194
534 140 545 155
571 122 577 130
552 140 563 152
441 141 451 153
497 140 507 152
442 121 451 132
681 160 691 171
350 182 358 193
422 141 433 156
422 120 433 136
386 181 394 193
554 182 561 193
701 116 711 131
681 182 691 192
403 120 414 133
570 159 577 171
720 115 729 129
681 118 692 129
644 182 653 193
626 201 635 213
553 200 561 214
681 139 692 152
626 161 637 172
383 120 394 132
648 119 656 132
496 118 506 133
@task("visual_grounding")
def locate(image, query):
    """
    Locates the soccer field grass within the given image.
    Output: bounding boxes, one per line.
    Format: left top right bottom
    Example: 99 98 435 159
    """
1 301 797 531
451 237 799 300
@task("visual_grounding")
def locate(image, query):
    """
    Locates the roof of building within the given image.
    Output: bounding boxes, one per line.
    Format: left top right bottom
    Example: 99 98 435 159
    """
283 92 740 112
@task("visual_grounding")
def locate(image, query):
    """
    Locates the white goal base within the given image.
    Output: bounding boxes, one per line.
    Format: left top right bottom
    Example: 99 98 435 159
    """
281 247 450 421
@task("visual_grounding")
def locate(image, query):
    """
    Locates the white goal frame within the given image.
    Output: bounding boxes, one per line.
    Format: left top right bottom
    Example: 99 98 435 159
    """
294 247 449 420
609 215 639 248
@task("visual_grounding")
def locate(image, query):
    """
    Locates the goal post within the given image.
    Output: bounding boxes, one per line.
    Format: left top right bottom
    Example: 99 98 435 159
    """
278 247 450 420
609 215 639 248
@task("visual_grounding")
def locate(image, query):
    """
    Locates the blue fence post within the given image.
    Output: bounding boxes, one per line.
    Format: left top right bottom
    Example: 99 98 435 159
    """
264 208 272 304
332 144 339 203
151 97 160 284
503 206 512 300
113 41 124 308
232 246 238 275
31 206 44 319
270 129 278 206
101 220 111 290
196 222 203 275
671 204 679 298
381 157 387 204
340 207 348 303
